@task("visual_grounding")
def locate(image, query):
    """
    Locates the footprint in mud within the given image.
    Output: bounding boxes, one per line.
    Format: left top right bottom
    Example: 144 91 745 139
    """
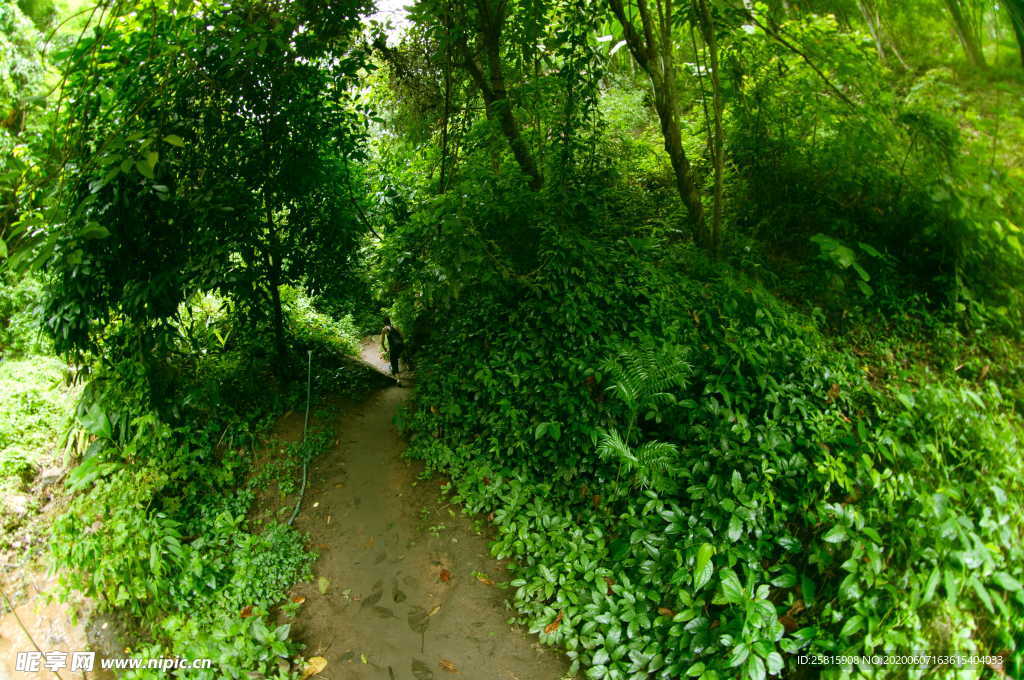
411 659 434 680
392 575 407 603
406 605 430 634
361 580 384 608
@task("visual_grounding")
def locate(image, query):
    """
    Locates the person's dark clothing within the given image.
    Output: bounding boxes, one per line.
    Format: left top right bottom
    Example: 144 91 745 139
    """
383 325 404 375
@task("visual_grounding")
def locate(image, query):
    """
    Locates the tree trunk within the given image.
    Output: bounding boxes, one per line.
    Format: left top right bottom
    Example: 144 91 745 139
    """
607 0 708 247
1008 0 1024 68
943 0 987 68
695 0 723 252
269 257 286 368
453 0 543 190
858 0 887 61
264 199 287 371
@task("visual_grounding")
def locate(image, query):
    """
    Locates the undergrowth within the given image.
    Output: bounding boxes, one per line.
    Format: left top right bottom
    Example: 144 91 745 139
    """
49 288 374 679
399 231 1024 680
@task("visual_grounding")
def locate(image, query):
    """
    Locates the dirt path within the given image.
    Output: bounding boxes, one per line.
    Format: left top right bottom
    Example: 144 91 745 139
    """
283 340 568 680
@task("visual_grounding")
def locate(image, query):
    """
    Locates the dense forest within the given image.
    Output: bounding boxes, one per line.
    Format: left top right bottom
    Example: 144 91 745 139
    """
1 0 1023 677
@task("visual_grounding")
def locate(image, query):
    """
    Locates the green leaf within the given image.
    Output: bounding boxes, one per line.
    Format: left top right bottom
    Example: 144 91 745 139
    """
80 221 111 239
727 514 743 542
922 567 940 604
839 614 864 638
992 572 1023 592
822 525 847 544
80 402 113 438
766 652 784 675
719 569 744 604
694 543 714 591
163 134 185 147
685 662 705 677
970 576 994 614
744 653 766 680
727 643 749 668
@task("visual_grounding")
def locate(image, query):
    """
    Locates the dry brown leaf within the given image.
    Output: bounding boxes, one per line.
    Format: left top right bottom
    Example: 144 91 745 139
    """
291 595 306 604
787 599 806 617
239 604 253 618
544 611 564 634
657 607 675 618
475 574 494 586
827 383 840 401
778 615 798 633
300 656 327 679
439 659 458 673
439 569 452 583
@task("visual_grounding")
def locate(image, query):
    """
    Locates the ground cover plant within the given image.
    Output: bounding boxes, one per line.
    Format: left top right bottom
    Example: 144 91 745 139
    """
1 0 1023 677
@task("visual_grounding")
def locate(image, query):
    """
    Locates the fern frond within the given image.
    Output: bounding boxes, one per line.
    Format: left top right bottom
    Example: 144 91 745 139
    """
633 440 681 492
596 428 634 465
604 343 691 408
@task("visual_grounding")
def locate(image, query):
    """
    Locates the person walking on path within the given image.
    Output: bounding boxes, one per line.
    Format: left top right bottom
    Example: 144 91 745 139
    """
380 317 405 383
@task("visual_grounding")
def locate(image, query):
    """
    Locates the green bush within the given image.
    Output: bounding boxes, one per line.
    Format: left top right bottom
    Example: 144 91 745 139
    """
399 233 1024 680
0 355 73 490
0 272 50 357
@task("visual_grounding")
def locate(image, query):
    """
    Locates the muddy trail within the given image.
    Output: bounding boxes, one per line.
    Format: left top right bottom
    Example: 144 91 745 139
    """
272 339 569 680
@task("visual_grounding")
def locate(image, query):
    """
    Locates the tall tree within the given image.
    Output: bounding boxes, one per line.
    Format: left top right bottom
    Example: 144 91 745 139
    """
1007 0 1024 68
607 0 711 249
45 0 370 368
943 0 987 68
413 0 544 190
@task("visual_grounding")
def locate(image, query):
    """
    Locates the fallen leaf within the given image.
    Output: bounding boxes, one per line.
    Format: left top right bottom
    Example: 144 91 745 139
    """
291 595 306 604
475 574 494 586
439 659 457 672
779 615 798 633
428 605 441 617
239 604 253 618
787 599 806 616
544 611 563 634
318 577 330 594
361 653 368 664
657 607 675 618
300 656 327 679
827 383 840 401
439 569 452 583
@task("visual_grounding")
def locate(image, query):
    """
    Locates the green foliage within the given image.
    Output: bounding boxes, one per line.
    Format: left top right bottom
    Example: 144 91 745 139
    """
0 354 73 491
0 272 50 355
43 0 371 364
48 283 371 674
122 610 299 680
281 286 361 357
397 227 1023 679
